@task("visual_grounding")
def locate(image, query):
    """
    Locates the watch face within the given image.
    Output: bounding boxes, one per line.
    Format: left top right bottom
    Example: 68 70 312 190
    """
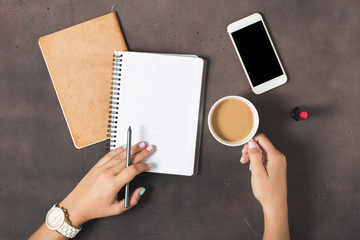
46 207 65 230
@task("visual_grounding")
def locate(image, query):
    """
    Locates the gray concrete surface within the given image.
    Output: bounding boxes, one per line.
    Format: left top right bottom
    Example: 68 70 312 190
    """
0 0 359 239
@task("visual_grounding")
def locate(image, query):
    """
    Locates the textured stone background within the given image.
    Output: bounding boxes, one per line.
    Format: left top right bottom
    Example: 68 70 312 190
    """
0 0 359 239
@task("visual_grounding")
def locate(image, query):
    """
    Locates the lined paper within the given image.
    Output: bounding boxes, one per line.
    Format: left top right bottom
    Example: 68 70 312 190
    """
111 51 204 176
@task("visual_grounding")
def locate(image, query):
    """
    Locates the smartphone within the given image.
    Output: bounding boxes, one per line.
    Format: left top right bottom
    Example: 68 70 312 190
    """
227 13 287 94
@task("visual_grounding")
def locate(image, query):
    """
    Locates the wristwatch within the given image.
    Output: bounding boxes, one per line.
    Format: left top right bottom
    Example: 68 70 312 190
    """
45 204 82 238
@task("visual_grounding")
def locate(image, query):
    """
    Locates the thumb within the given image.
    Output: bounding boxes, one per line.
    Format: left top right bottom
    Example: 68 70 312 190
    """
248 140 267 177
111 187 146 215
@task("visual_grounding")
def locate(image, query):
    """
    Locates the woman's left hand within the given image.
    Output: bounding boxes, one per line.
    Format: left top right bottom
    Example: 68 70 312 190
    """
59 141 154 227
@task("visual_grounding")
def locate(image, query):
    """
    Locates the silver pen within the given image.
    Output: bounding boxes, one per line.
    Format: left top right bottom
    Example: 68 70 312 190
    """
125 126 131 208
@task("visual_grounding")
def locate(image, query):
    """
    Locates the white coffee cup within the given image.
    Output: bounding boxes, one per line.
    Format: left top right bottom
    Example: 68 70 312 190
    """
208 96 259 146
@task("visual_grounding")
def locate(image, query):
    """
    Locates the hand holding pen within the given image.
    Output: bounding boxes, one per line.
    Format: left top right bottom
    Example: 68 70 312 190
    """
56 141 154 227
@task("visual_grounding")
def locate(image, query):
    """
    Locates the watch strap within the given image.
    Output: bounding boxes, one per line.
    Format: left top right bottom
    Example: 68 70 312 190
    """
57 221 81 238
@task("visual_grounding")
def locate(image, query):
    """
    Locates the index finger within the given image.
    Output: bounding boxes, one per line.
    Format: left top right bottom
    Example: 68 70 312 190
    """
115 162 150 188
253 133 280 157
105 141 147 169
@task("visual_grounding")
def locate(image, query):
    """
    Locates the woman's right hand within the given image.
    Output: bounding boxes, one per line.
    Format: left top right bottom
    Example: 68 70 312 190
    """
240 133 287 210
240 133 290 240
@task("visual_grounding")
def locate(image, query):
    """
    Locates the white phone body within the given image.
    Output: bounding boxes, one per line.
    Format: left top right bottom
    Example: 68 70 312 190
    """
227 13 287 94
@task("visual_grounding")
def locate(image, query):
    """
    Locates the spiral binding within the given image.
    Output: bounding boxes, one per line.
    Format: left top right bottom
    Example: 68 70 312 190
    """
106 52 123 150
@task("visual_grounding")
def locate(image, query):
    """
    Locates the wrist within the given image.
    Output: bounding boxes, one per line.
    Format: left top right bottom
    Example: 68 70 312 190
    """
262 200 288 217
262 201 288 223
59 198 87 228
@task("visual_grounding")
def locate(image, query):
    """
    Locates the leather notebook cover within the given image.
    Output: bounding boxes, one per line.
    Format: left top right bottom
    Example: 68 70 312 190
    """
39 13 127 149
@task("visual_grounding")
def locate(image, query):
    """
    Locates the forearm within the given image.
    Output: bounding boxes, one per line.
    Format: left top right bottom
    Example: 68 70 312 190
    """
29 223 68 240
262 204 290 240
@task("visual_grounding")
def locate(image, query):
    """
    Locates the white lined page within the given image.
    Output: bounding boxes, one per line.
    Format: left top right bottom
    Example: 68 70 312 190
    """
112 51 204 176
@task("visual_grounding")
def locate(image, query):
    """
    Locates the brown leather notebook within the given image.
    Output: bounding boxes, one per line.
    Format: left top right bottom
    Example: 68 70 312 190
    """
39 13 127 149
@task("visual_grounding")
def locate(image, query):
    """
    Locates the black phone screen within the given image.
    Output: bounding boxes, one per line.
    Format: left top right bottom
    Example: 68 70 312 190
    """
231 21 283 87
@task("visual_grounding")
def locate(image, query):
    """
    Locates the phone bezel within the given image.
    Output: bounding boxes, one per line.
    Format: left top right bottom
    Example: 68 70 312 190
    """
227 13 287 94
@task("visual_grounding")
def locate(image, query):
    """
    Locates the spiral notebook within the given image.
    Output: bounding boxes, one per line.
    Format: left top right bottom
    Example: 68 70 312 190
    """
109 51 206 176
38 13 127 149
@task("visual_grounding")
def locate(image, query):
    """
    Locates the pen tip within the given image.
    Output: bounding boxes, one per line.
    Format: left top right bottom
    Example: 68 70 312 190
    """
128 126 131 131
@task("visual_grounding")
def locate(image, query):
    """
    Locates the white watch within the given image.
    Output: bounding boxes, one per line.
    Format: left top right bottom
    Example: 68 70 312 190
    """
45 204 82 238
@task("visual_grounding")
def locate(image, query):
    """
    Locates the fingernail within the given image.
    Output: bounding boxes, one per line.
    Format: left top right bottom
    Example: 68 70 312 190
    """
138 142 145 148
146 145 153 151
139 188 146 196
122 144 127 149
148 163 152 169
248 140 256 150
249 163 251 170
240 156 243 163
